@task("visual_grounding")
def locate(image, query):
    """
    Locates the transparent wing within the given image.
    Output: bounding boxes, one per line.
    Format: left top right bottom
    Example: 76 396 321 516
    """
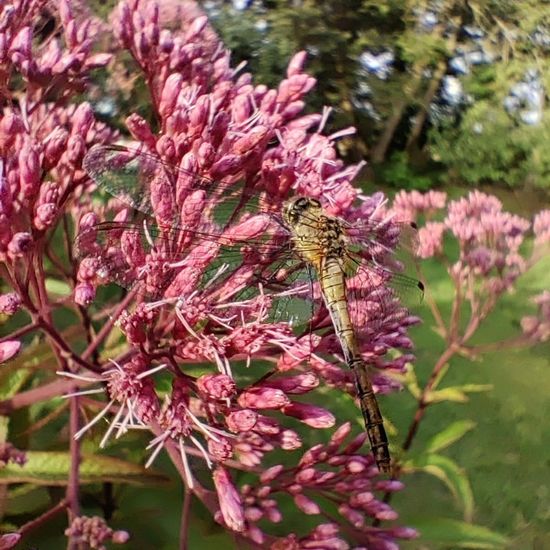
82 144 271 229
345 215 424 303
75 219 318 330
344 252 421 346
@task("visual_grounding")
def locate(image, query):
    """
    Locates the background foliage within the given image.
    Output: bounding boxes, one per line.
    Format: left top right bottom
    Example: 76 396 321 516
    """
205 0 550 192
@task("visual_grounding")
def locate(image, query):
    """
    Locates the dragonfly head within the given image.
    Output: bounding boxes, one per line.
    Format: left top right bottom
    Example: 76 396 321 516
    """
281 196 323 228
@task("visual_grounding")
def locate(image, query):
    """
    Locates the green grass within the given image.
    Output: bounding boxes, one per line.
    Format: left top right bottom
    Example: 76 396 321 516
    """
383 244 550 548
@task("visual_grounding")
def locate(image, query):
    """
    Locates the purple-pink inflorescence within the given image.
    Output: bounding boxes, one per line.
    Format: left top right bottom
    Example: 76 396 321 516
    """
58 0 421 545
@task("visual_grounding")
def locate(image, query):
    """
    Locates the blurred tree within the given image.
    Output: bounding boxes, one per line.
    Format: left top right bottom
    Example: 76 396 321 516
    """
203 0 550 190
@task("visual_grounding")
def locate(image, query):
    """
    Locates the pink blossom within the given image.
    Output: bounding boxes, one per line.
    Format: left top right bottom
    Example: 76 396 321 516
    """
0 442 26 466
0 293 21 315
417 221 446 258
392 190 447 222
213 466 245 532
0 1 447 546
65 516 121 549
0 341 21 363
0 533 21 550
533 210 550 246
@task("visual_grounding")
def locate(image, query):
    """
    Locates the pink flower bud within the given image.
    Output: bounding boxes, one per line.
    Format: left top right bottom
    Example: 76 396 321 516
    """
67 134 86 165
282 402 335 428
233 126 269 155
0 533 21 549
328 422 352 447
180 190 205 233
0 340 21 363
185 16 208 41
280 429 302 450
10 26 32 58
287 51 307 77
0 112 23 149
278 74 316 104
150 172 174 226
244 507 263 522
260 465 284 483
390 527 419 539
222 215 270 243
52 54 80 74
226 409 257 432
44 128 69 170
374 480 405 492
8 232 32 257
84 53 113 70
338 503 364 528
19 140 40 199
77 257 100 282
112 531 130 543
159 73 182 117
59 0 74 27
346 457 368 473
294 494 320 515
190 95 210 130
72 103 94 137
208 437 233 462
159 30 173 53
282 100 305 120
197 374 237 400
74 283 95 306
78 212 98 231
210 154 243 179
213 466 245 532
295 467 316 484
197 142 215 168
534 210 550 246
237 387 290 409
0 292 21 315
176 153 199 205
156 135 176 162
34 203 57 230
267 373 319 394
126 114 156 148
231 94 251 123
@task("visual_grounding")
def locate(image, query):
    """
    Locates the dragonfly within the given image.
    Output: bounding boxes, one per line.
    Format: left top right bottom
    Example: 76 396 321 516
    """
76 143 423 474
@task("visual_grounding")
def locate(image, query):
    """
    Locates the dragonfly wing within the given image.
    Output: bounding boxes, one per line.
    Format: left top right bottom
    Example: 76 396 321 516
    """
74 220 318 330
344 253 421 341
228 254 316 328
83 145 159 216
82 144 268 230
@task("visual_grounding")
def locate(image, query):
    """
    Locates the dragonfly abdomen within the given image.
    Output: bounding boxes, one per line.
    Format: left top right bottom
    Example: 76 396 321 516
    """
348 355 391 473
319 259 392 474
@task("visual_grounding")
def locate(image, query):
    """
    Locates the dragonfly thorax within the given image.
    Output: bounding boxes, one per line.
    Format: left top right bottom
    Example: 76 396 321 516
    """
282 196 348 268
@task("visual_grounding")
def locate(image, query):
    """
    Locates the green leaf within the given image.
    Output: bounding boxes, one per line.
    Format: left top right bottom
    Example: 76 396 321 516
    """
425 387 468 403
411 517 509 548
455 384 493 394
0 452 168 486
45 278 71 297
404 363 421 399
425 420 476 453
431 362 450 391
6 485 51 515
0 367 33 401
407 454 474 521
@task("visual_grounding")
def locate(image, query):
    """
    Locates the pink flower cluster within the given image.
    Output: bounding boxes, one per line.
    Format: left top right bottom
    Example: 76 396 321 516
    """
396 189 550 345
1 0 421 547
65 516 129 550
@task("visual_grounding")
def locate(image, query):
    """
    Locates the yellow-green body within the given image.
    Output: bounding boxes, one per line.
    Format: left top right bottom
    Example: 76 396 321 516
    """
282 197 391 473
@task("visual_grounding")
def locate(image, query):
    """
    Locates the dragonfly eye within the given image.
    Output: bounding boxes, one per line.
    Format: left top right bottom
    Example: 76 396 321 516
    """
294 197 321 211
294 197 309 209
